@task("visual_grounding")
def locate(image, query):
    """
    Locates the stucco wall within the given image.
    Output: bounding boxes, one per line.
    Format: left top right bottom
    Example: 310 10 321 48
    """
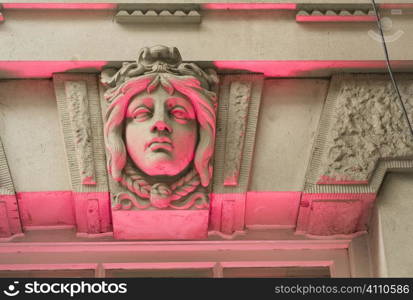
0 79 70 192
250 79 328 191
371 172 413 277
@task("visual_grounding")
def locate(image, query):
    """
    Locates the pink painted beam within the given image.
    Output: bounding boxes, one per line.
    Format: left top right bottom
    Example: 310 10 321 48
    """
296 15 377 23
203 3 296 10
2 3 116 10
213 60 413 78
17 191 76 228
0 61 108 78
1 61 413 79
245 191 301 227
112 210 209 240
16 191 111 234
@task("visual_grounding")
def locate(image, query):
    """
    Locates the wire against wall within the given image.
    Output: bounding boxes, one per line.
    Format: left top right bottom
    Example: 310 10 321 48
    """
371 0 413 138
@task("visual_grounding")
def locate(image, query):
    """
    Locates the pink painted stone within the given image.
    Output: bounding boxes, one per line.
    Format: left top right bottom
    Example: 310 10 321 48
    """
203 3 296 10
73 192 111 233
17 191 75 227
307 201 363 235
245 191 301 226
112 210 209 240
296 193 377 236
0 202 11 237
0 194 22 236
209 193 246 233
220 200 235 234
2 3 116 10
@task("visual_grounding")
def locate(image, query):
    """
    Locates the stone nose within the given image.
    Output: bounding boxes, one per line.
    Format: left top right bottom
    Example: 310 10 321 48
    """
151 120 172 133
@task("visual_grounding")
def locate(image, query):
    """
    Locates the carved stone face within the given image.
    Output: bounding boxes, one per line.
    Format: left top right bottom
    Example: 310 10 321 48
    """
125 86 198 177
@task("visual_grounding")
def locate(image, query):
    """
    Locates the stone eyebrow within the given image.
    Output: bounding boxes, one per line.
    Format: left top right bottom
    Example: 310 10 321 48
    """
166 97 192 110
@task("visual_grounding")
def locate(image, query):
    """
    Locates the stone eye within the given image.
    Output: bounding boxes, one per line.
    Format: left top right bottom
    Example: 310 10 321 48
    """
170 107 188 120
133 107 152 120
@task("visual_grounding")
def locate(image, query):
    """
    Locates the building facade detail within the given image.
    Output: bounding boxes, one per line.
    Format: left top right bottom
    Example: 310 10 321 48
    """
54 74 112 235
211 75 264 235
0 138 22 240
100 45 218 239
298 74 413 236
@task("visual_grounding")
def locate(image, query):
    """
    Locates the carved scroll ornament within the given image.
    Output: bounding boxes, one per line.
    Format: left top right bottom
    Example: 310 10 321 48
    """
101 45 218 210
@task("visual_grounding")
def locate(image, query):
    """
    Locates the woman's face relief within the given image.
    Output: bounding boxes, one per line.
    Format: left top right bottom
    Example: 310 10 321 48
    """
125 86 198 177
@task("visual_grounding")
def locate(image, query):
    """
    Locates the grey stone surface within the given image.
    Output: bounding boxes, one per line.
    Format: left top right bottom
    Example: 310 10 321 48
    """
54 74 109 193
322 76 413 182
0 8 410 62
223 81 252 186
0 80 71 192
64 81 96 185
375 172 413 277
0 137 14 195
249 79 328 191
213 74 263 194
304 74 413 194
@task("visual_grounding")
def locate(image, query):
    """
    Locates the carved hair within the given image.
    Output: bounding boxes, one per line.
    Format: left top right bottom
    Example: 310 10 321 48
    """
104 72 217 188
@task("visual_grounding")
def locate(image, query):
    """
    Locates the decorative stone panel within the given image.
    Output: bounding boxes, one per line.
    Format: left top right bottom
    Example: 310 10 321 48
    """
115 10 201 24
54 74 111 235
298 74 413 236
211 75 264 236
296 9 376 22
100 45 218 240
304 74 413 194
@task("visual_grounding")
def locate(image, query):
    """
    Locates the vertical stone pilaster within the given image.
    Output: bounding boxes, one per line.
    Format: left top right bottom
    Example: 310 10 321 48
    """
54 74 111 235
211 75 264 235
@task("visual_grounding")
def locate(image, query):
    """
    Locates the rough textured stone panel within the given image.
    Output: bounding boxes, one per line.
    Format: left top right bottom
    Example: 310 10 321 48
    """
64 81 96 185
304 74 413 194
223 81 252 186
321 77 413 183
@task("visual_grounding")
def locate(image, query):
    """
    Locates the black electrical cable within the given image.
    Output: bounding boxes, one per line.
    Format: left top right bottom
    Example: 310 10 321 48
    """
370 0 413 138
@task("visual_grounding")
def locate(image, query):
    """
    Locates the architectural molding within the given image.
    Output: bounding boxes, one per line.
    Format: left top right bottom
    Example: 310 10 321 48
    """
0 238 353 278
211 75 264 234
223 81 252 186
53 74 111 235
296 9 376 22
115 9 201 24
0 137 23 239
304 74 413 195
64 80 96 185
298 74 413 236
54 74 109 193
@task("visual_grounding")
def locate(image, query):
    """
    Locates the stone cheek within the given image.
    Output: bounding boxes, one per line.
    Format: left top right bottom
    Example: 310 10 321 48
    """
320 78 413 184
